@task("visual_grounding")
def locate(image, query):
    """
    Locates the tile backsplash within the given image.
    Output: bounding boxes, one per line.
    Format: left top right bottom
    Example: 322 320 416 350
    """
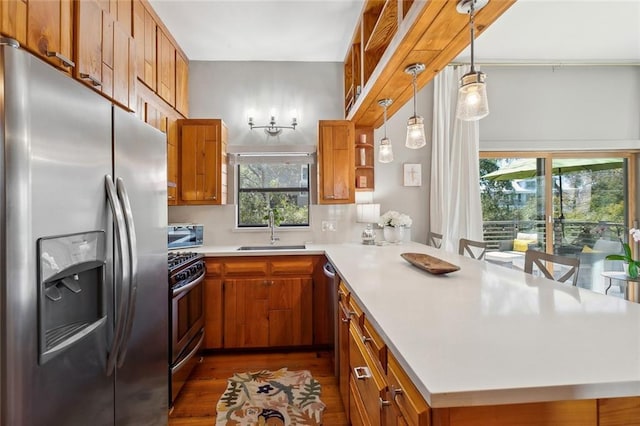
168 204 369 246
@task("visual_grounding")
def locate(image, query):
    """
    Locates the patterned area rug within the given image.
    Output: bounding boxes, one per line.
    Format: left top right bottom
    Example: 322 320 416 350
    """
215 368 326 426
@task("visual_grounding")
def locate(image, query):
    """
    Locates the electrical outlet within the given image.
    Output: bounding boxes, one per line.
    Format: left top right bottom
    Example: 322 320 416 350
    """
321 220 337 232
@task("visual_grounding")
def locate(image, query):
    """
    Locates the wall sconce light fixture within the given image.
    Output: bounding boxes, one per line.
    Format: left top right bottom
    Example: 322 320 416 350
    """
404 63 427 149
377 98 393 163
248 114 298 136
456 0 489 121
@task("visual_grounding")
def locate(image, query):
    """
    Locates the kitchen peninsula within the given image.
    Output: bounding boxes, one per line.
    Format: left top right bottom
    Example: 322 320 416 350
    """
193 242 640 424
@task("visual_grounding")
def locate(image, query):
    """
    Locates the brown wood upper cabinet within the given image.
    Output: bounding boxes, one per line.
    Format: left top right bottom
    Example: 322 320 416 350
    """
75 0 135 110
133 0 156 91
26 0 73 72
178 119 228 205
175 51 189 116
157 27 175 107
318 120 355 204
0 1 28 46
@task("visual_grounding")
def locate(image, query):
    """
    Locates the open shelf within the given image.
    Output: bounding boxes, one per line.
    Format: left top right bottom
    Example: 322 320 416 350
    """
355 127 374 191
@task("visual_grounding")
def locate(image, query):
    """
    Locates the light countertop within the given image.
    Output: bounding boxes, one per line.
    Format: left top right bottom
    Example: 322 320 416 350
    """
192 241 640 408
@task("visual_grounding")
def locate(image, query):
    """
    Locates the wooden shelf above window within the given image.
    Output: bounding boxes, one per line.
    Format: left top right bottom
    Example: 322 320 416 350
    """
344 0 516 128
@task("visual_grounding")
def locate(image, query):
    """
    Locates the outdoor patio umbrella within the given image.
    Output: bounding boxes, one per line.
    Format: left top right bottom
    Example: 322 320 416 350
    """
481 158 623 181
482 157 624 219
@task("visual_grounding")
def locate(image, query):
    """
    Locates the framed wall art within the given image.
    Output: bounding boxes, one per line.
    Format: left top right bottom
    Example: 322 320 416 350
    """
403 163 422 187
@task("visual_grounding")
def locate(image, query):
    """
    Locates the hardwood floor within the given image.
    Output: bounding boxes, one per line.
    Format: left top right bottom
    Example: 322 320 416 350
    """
168 350 348 425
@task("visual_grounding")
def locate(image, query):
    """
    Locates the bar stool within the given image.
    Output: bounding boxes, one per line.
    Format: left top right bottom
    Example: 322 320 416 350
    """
458 238 487 260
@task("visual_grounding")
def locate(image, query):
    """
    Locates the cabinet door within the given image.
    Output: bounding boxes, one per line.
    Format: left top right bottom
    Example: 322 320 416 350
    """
112 20 134 109
157 28 176 107
133 1 156 90
318 120 355 204
224 278 271 348
27 0 73 72
75 0 103 89
223 277 312 348
0 0 27 45
179 119 225 205
167 117 178 205
175 51 189 116
338 295 352 417
204 277 223 349
268 277 313 347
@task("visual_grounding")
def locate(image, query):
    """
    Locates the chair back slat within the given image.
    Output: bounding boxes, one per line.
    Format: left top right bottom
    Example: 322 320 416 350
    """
428 231 443 248
458 238 488 260
524 250 580 286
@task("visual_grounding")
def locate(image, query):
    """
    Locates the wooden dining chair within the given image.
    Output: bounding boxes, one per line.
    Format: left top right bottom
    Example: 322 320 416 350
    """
427 231 443 248
458 238 487 260
524 250 580 286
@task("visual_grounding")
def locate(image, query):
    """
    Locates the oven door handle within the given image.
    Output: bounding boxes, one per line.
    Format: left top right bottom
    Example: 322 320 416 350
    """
172 269 205 297
171 330 204 374
105 175 131 377
115 177 138 368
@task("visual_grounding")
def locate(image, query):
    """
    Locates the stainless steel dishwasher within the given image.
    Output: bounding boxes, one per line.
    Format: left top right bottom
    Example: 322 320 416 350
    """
322 261 339 377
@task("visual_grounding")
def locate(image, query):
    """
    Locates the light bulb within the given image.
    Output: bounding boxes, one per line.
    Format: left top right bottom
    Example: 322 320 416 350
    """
405 116 426 149
456 72 489 121
378 137 393 163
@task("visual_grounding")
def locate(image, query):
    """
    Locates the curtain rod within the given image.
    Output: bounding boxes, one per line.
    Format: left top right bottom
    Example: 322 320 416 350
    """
449 61 640 67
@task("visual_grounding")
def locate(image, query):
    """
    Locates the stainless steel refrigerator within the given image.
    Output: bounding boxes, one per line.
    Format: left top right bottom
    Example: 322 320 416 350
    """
0 39 168 425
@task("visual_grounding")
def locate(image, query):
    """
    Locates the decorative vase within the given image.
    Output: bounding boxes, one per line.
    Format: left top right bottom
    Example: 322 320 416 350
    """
624 262 639 279
384 226 404 243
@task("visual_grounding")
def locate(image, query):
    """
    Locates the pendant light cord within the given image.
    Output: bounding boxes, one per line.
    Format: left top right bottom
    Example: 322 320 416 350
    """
469 0 476 73
412 71 417 117
383 104 388 138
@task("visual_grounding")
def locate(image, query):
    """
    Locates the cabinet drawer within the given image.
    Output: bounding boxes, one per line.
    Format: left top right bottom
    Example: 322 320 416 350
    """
363 316 387 372
223 260 268 276
338 280 350 304
387 353 431 426
349 322 387 426
270 258 314 275
349 375 372 426
348 295 364 328
205 260 222 276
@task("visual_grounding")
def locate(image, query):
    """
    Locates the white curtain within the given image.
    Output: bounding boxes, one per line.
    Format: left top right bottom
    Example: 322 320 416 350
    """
430 66 483 253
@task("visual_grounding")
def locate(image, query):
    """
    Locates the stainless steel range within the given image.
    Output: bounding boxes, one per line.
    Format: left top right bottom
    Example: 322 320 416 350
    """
168 251 206 404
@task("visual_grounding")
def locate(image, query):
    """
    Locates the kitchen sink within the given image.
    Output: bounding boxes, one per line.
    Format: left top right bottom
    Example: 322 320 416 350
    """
237 244 307 251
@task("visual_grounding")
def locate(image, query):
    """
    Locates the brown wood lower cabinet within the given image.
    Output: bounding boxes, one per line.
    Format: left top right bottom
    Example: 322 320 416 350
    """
203 255 330 350
337 280 640 426
223 277 312 348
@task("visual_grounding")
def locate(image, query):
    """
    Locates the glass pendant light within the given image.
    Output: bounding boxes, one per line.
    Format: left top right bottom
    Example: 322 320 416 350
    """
404 63 426 149
456 0 489 121
378 98 393 163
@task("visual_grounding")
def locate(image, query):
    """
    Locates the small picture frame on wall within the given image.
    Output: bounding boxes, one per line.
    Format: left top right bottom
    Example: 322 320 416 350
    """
403 163 422 187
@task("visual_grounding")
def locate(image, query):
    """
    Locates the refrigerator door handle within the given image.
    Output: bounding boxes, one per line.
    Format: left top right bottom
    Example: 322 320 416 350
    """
105 175 131 376
115 177 139 367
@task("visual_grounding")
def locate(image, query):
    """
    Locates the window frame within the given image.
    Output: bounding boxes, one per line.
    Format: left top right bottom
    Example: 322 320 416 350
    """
235 162 311 229
480 150 637 254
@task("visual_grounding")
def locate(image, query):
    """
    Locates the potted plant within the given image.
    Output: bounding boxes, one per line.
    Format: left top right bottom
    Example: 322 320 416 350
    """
605 228 640 278
378 210 412 243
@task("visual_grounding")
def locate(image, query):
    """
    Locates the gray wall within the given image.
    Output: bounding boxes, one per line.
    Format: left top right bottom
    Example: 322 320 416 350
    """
169 61 640 247
479 65 640 151
169 60 432 245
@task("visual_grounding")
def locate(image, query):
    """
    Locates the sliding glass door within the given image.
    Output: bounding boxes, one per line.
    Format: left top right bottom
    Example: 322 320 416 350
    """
480 152 633 296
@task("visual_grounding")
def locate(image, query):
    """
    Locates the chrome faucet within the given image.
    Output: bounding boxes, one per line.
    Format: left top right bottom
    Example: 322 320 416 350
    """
268 209 280 245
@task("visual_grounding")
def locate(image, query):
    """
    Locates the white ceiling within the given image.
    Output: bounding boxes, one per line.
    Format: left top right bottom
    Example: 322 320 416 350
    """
150 0 640 63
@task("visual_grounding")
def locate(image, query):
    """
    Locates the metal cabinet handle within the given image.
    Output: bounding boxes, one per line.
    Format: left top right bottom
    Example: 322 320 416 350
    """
46 51 75 68
391 385 404 399
326 195 335 199
379 397 391 407
361 335 372 344
79 73 102 87
353 366 371 380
